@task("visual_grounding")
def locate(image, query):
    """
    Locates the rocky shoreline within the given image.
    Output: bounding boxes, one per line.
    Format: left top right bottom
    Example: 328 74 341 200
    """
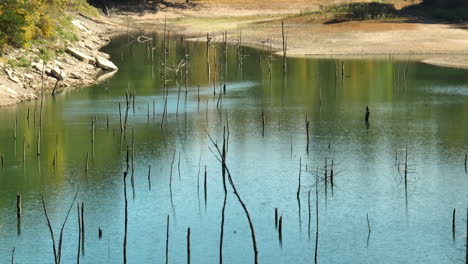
0 14 122 107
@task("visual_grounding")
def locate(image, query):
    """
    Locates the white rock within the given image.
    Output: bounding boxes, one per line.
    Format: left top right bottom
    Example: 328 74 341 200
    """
71 19 90 33
66 47 96 64
24 73 34 79
69 72 82 79
31 61 44 72
4 68 22 84
100 52 111 59
0 85 19 96
95 56 118 71
51 67 66 80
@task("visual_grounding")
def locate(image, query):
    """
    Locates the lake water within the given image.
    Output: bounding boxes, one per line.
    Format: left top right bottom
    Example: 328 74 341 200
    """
0 33 467 263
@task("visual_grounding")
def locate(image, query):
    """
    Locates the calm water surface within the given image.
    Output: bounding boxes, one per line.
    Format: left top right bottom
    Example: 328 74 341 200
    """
0 33 467 263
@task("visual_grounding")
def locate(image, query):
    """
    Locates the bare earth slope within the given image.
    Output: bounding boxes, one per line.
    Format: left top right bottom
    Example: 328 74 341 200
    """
118 0 468 67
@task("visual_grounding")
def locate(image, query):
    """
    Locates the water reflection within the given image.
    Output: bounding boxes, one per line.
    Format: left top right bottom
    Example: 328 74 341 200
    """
0 32 466 263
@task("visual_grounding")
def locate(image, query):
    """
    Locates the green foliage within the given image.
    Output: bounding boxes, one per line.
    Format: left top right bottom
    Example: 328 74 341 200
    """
38 46 54 62
0 0 98 53
8 56 31 67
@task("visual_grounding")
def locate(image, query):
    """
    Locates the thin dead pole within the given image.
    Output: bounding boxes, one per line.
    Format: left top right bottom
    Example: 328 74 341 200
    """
169 150 176 196
306 120 310 155
314 179 319 264
465 207 467 264
452 208 456 241
131 129 135 199
281 20 287 72
147 104 150 125
80 202 85 255
77 202 81 264
17 194 21 235
85 152 89 182
148 165 152 191
307 191 312 239
119 103 124 134
297 157 302 227
261 110 265 138
324 158 328 201
204 165 207 207
178 152 181 182
219 128 228 264
165 215 170 264
53 134 58 169
366 213 371 247
123 171 128 264
27 107 30 128
42 196 58 264
17 194 21 218
208 133 258 263
37 129 41 157
42 192 78 264
330 160 335 195
341 61 344 88
275 208 278 229
197 155 201 207
278 215 283 246
465 154 467 173
187 227 191 264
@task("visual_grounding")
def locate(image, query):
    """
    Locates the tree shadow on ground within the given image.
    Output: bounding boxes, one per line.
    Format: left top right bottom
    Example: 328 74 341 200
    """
88 0 196 16
321 2 468 27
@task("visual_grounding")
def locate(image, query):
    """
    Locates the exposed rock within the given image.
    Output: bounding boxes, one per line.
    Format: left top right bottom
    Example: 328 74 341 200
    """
5 68 22 84
100 52 111 59
31 61 43 72
24 73 34 79
51 67 66 80
69 72 82 79
45 68 52 76
71 19 90 33
95 56 118 71
54 60 64 69
66 47 96 64
0 84 18 97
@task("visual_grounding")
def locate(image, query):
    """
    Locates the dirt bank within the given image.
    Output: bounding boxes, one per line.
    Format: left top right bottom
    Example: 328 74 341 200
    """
112 0 468 69
0 14 125 107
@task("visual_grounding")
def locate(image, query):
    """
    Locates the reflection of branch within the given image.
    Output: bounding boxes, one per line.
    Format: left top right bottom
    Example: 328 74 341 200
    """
208 131 258 264
137 36 153 43
42 190 78 264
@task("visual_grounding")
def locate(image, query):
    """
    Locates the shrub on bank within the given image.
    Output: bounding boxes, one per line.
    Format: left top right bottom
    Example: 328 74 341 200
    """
0 0 97 54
